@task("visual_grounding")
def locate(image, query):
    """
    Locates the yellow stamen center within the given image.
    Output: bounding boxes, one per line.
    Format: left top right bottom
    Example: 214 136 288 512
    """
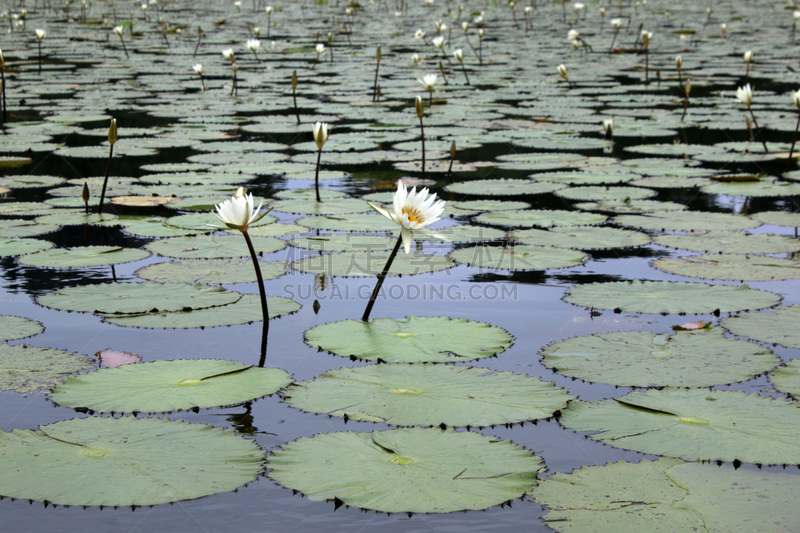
402 206 424 224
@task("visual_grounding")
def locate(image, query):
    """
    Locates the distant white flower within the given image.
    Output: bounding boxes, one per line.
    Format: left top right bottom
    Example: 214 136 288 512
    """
415 28 425 39
603 118 613 137
743 50 753 63
453 49 463 63
432 35 446 48
720 23 727 33
792 89 800 110
478 28 484 38
524 6 532 14
736 84 753 106
411 53 420 65
600 7 605 15
315 43 325 55
474 15 483 24
418 73 438 91
567 29 579 41
222 48 235 61
247 38 261 52
193 63 203 75
574 3 584 10
611 18 622 29
234 1 241 9
572 40 580 50
345 7 353 15
113 25 124 37
266 5 273 14
462 21 469 31
557 63 569 81
253 27 260 37
794 10 800 19
312 121 330 150
641 30 652 46
35 28 45 40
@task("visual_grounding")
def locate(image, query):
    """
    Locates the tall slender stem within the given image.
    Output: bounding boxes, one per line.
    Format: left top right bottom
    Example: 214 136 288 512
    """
787 112 800 171
314 148 322 202
362 235 403 321
38 42 42 74
293 85 300 124
97 144 114 214
460 62 470 85
419 115 426 180
1 64 7 126
748 106 769 153
372 59 380 102
242 229 270 330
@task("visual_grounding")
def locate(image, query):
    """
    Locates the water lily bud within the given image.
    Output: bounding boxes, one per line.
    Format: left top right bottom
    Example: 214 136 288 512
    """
113 25 124 37
462 21 468 32
265 5 272 14
411 53 420 65
450 140 456 159
720 23 727 34
641 31 652 46
684 79 691 96
108 118 117 146
453 49 463 63
792 89 800 110
345 7 353 15
557 64 569 81
611 18 622 30
418 73 437 91
574 3 584 11
600 7 605 16
253 27 260 37
0 49 5 68
222 48 234 61
795 10 800 19
415 29 425 39
675 55 682 69
315 43 324 56
291 69 297 90
82 182 90 203
415 95 424 118
35 28 45 40
312 121 329 150
477 28 484 39
193 63 203 75
524 6 532 14
568 29 579 41
603 118 613 139
743 50 753 64
572 40 580 50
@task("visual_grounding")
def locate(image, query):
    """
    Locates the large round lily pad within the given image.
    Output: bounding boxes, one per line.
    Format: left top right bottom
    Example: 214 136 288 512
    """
560 388 800 465
512 226 650 250
0 344 95 396
270 198 372 215
532 458 800 533
0 238 54 257
614 211 759 232
450 244 588 270
564 280 781 314
652 254 800 281
37 282 242 314
285 365 572 427
101 294 300 329
770 360 800 398
304 316 513 363
444 179 565 196
541 329 778 387
654 231 800 255
292 251 454 277
0 417 264 506
145 235 285 259
51 359 292 413
723 305 800 348
135 258 286 284
476 209 607 228
267 428 543 513
17 246 151 268
289 234 396 252
0 316 44 341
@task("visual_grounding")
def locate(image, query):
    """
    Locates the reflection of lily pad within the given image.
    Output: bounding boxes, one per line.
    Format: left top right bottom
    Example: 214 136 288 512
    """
285 365 572 427
0 417 264 506
532 458 800 533
102 294 300 329
18 246 151 268
135 258 286 284
723 305 800 348
560 389 800 464
541 329 778 387
652 254 800 281
654 231 800 254
37 282 242 314
0 344 95 396
51 359 292 413
305 316 513 363
564 280 781 314
292 251 454 277
0 316 44 341
267 428 543 513
450 244 588 270
145 235 285 259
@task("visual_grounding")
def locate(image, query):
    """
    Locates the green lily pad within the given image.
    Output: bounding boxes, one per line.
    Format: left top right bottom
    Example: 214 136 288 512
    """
285 365 572 427
534 171 638 186
135 259 286 284
165 212 277 231
0 238 54 257
0 175 65 189
723 305 800 348
701 177 800 197
0 219 59 238
752 212 800 227
297 214 399 232
271 198 372 215
575 199 687 214
451 200 531 212
304 316 513 363
37 282 242 314
476 209 607 228
654 231 800 254
614 211 759 232
532 458 800 533
292 251 454 277
51 359 292 413
512 226 650 250
145 235 285 259
770 360 800 397
0 344 95 396
450 244 588 270
652 254 800 281
444 179 565 196
290 234 396 252
560 388 800 465
417 224 506 243
0 417 263 506
33 212 119 226
564 280 781 314
541 329 778 387
267 428 543 513
556 186 656 201
101 294 300 329
18 246 151 268
0 316 44 341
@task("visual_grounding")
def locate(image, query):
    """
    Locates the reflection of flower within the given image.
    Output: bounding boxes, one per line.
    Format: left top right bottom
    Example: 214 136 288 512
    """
209 187 270 231
736 84 753 106
418 73 437 91
313 121 329 149
368 181 447 254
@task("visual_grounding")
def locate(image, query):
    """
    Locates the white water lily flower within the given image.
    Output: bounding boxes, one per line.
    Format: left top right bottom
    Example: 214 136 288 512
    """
247 38 261 51
611 18 622 29
474 15 483 24
675 55 682 69
524 6 532 14
743 50 753 63
193 63 203 75
574 2 584 10
567 29 579 41
368 182 447 254
557 64 569 80
414 28 425 39
209 187 271 231
411 53 420 65
453 49 463 63
792 90 800 110
312 121 329 150
418 73 437 90
432 35 445 48
462 21 469 31
113 25 124 37
315 43 325 55
641 31 652 46
478 28 484 38
266 5 273 13
603 118 613 136
35 28 45 40
736 84 753 106
222 48 235 61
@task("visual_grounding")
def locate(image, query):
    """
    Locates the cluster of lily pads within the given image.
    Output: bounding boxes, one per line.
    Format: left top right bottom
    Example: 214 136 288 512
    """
1 0 800 530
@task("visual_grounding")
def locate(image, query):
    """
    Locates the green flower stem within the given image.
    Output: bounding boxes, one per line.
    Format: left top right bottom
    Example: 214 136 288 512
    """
748 106 769 153
460 62 470 85
786 112 800 172
1 63 7 125
292 85 300 124
242 229 270 331
314 147 322 202
96 144 114 215
37 41 42 75
362 234 403 322
419 115 426 181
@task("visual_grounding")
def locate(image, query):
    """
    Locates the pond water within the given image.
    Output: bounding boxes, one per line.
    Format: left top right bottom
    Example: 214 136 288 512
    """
2 0 800 531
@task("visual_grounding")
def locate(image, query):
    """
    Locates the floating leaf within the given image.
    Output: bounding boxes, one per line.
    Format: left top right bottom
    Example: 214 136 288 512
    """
305 316 513 363
614 211 759 232
512 226 650 250
135 258 286 284
770 360 800 397
0 417 263 506
564 280 781 314
285 365 572 427
652 254 800 281
289 234 396 252
450 244 588 270
292 251 454 277
267 428 543 513
540 329 777 387
723 305 800 348
146 235 285 259
654 231 800 254
0 238 54 257
18 246 151 268
560 389 800 465
0 316 44 341
0 344 95 396
444 179 565 196
51 359 292 413
271 198 372 215
476 209 607 228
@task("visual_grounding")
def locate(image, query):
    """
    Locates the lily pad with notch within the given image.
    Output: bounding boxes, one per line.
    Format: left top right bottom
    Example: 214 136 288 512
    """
0 344 95 396
0 316 44 342
652 254 800 281
723 305 800 349
450 244 588 270
512 226 650 250
18 246 151 268
654 231 800 254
